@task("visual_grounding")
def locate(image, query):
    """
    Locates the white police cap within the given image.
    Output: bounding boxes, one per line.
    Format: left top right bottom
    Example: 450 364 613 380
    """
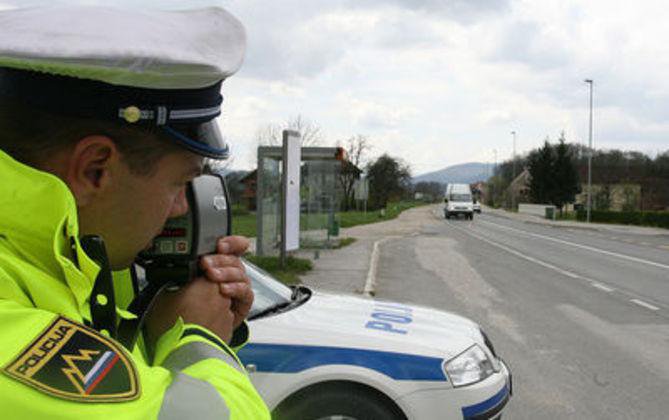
0 5 247 159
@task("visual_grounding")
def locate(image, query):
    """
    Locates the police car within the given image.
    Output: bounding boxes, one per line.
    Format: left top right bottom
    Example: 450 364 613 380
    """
239 261 512 419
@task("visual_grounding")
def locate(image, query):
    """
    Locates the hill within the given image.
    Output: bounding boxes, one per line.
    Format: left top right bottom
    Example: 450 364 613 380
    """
413 162 490 185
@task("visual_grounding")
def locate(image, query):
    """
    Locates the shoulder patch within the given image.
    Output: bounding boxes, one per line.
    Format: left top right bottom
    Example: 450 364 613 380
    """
3 316 140 403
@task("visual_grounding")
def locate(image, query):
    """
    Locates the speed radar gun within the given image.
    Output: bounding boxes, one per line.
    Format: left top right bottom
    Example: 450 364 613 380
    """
137 173 232 286
116 173 232 348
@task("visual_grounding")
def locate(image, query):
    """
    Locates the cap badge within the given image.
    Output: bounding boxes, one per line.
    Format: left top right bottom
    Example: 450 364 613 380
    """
121 106 141 123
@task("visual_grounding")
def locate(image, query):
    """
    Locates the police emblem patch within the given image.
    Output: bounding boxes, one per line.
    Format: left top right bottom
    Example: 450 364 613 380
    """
3 316 140 403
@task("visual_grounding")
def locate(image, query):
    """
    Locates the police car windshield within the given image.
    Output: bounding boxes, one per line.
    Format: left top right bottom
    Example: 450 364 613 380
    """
243 260 293 318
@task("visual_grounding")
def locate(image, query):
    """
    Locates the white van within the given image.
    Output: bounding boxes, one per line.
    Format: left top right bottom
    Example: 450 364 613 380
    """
444 183 474 220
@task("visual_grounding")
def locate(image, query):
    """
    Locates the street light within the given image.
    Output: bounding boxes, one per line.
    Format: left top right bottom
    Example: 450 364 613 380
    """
493 149 498 176
584 79 594 223
492 149 498 205
510 131 517 209
510 131 517 178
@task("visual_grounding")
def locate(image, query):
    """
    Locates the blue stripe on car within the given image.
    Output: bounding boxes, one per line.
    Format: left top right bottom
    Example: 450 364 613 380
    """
238 343 447 381
461 385 509 419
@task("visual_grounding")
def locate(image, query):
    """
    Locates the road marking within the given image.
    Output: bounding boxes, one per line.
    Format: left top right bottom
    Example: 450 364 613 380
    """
477 219 669 270
591 282 615 292
446 220 586 281
630 299 660 311
447 220 666 313
363 236 400 297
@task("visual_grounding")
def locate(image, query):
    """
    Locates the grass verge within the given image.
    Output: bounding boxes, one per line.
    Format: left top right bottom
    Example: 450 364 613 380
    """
232 213 256 237
244 254 313 285
333 237 357 248
232 201 428 237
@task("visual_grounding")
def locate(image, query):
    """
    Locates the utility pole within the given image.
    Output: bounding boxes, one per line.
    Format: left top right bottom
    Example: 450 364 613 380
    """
493 149 498 174
584 79 594 223
493 149 498 206
511 131 517 210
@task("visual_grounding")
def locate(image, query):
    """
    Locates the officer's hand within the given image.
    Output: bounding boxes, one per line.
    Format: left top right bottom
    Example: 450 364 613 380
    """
200 236 253 330
145 278 235 346
215 235 250 256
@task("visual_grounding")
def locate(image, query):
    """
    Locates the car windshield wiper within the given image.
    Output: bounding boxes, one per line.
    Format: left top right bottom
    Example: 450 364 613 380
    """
248 300 293 320
248 286 312 321
290 285 312 303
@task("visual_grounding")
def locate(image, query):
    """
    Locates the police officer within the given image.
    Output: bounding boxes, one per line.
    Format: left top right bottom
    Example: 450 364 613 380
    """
0 5 270 419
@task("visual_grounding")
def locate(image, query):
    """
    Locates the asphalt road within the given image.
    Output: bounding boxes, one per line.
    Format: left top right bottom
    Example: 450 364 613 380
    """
371 207 669 419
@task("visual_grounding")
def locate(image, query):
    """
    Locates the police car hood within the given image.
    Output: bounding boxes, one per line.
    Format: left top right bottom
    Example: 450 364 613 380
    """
249 290 483 360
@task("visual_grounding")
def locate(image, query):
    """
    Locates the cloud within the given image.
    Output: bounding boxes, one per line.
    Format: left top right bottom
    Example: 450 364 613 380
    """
488 20 570 70
349 0 511 24
231 5 357 81
338 94 419 129
2 0 667 171
479 109 514 126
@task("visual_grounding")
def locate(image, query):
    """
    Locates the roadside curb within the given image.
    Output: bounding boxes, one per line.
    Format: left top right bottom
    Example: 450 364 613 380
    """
482 206 668 236
363 236 400 297
522 219 601 232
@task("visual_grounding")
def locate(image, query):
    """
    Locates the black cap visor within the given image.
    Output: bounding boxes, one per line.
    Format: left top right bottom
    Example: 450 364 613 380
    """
162 122 229 159
0 67 229 158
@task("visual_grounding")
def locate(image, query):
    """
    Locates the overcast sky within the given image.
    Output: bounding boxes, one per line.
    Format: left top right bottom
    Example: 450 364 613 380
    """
2 0 669 175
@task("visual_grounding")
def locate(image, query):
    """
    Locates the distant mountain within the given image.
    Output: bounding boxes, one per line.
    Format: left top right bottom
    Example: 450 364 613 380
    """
412 162 490 185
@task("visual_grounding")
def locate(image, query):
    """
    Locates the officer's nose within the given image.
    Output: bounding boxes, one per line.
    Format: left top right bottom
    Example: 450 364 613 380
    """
168 188 189 218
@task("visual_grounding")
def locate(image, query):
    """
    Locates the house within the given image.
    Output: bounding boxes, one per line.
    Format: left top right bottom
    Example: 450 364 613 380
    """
575 183 642 211
508 168 531 204
240 169 258 210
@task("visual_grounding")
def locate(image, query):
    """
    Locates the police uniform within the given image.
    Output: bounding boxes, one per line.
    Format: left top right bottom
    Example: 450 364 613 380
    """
0 5 270 419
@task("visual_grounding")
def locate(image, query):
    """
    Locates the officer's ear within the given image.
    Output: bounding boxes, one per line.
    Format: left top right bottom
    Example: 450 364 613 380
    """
66 135 120 207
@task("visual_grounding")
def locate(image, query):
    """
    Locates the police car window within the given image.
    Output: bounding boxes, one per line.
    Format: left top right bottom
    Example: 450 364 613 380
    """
243 261 292 317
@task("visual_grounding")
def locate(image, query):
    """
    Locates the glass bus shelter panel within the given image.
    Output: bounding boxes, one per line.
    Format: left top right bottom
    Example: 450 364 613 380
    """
300 160 340 248
257 156 281 256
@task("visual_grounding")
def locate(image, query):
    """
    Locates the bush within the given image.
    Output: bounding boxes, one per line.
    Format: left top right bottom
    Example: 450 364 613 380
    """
338 201 425 228
231 204 250 216
576 209 669 228
244 255 313 285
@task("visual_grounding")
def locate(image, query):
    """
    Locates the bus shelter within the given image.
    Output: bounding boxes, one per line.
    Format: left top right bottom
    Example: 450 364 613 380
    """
256 146 342 256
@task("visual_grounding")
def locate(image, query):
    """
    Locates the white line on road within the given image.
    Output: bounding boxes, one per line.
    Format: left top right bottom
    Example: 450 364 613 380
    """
363 236 400 297
446 221 587 281
591 282 615 292
630 299 660 311
446 219 666 312
477 219 669 270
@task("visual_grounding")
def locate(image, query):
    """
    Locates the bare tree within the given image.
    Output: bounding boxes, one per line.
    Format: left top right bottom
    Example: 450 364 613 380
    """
207 156 236 174
254 123 283 147
337 135 371 211
255 114 324 147
206 133 236 173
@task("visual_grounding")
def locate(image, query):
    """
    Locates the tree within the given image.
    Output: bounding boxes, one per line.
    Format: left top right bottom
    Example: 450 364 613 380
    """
255 114 323 147
222 170 248 207
366 154 411 209
528 140 555 204
413 181 445 202
337 135 371 211
552 133 580 212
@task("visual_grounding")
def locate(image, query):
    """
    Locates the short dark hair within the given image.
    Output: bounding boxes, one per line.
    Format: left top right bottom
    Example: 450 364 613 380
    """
0 98 185 175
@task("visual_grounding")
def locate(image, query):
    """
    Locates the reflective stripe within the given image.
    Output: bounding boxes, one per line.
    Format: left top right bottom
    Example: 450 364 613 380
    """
162 342 244 374
170 106 221 120
159 373 230 420
115 105 221 123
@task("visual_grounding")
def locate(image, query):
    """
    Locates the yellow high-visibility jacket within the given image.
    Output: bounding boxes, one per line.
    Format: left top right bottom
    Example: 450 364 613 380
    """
0 150 270 419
